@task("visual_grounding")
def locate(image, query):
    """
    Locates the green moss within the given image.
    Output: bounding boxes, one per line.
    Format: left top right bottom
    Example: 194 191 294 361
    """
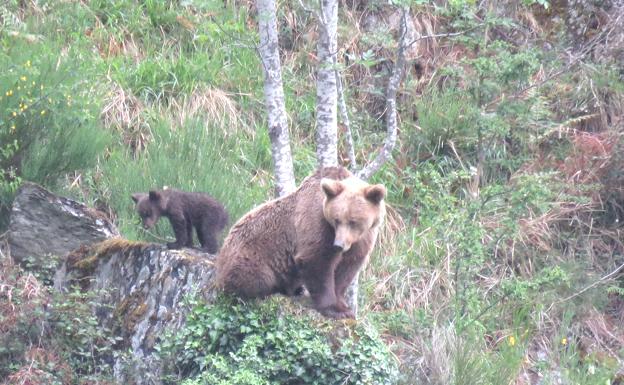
67 237 152 277
113 291 150 334
127 302 149 329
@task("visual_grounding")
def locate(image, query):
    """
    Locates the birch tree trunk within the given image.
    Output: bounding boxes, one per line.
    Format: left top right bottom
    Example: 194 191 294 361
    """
357 7 409 181
335 67 357 170
311 0 363 316
314 0 339 167
257 0 296 196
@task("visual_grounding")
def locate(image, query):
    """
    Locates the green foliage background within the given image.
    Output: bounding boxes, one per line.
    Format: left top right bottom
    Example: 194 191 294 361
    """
1 0 623 384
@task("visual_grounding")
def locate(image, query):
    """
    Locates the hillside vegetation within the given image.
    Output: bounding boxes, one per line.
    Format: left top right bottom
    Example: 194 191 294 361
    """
1 0 623 384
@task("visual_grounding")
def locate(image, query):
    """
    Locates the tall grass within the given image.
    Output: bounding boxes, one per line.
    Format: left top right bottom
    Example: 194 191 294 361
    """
98 118 268 241
2 1 624 384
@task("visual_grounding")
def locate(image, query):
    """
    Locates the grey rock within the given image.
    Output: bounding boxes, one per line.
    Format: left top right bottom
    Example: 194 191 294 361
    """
8 181 216 384
8 181 118 265
54 240 216 385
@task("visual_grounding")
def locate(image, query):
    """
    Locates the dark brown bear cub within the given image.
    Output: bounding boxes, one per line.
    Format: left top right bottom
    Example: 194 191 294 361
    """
131 189 228 253
216 166 386 319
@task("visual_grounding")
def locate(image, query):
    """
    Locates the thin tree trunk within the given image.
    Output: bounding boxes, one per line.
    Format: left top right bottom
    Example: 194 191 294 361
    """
257 0 296 196
315 0 339 167
335 67 357 170
357 6 409 180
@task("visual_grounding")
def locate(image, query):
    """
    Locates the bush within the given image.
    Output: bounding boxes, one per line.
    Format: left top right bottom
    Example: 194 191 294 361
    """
0 39 110 228
158 296 399 385
0 258 117 383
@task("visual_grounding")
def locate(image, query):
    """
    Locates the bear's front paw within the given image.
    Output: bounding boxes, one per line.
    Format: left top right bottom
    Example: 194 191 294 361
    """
319 306 355 320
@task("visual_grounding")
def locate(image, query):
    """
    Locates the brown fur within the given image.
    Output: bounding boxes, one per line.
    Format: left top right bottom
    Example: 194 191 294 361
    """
215 166 386 319
131 189 228 253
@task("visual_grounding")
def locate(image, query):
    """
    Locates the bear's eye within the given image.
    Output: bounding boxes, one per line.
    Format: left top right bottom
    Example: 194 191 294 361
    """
348 220 357 228
334 219 341 226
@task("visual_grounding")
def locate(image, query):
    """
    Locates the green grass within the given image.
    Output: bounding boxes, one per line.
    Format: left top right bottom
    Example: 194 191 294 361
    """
96 118 269 241
2 0 624 384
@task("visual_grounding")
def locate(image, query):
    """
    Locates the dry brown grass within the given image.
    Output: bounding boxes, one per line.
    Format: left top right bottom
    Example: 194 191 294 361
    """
165 85 246 136
88 27 145 62
2 348 74 385
377 202 406 256
101 82 246 155
101 82 150 153
0 257 47 337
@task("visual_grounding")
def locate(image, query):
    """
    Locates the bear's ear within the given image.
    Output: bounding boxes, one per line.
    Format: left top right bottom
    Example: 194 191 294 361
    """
131 193 146 204
148 190 162 202
365 184 386 204
321 178 344 199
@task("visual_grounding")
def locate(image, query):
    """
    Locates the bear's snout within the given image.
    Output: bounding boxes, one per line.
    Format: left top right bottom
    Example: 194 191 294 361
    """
332 238 350 253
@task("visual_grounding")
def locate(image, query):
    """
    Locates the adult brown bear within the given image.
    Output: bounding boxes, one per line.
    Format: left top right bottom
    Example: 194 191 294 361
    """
216 166 386 319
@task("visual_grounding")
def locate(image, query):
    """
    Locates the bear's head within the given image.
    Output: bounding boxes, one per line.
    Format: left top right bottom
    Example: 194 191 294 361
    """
321 176 386 252
131 190 168 229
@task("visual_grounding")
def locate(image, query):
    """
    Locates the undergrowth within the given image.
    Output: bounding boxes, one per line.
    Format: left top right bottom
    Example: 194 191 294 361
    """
158 295 399 385
0 256 118 384
1 0 624 384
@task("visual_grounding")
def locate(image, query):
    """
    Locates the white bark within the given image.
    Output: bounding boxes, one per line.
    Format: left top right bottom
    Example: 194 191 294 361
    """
257 0 296 196
357 7 409 181
335 67 357 170
314 0 339 167
312 0 362 316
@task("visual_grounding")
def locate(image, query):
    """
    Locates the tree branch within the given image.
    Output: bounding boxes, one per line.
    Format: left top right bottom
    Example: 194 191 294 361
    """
357 6 409 180
546 261 624 313
405 24 483 49
334 62 357 170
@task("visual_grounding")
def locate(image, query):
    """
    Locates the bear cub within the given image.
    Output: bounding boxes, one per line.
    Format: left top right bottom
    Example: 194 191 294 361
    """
132 189 228 253
216 166 386 319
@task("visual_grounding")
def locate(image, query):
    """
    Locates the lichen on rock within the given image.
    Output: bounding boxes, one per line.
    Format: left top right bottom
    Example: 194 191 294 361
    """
55 240 217 384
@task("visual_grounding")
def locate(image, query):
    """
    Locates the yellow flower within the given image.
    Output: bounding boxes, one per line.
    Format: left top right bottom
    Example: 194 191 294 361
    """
11 125 16 132
6 90 13 96
20 76 27 81
25 60 31 67
508 335 516 347
12 111 17 117
41 110 46 115
561 337 567 346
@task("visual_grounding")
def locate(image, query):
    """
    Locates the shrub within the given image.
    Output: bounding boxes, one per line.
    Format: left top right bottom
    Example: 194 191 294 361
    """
158 296 399 385
0 258 117 383
0 39 110 228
